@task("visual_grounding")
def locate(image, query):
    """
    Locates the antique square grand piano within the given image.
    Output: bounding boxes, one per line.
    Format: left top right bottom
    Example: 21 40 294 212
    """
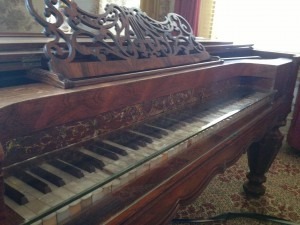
0 1 299 224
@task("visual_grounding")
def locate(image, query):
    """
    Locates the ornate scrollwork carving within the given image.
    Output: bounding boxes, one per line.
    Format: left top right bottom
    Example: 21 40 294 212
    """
25 0 212 86
25 0 75 61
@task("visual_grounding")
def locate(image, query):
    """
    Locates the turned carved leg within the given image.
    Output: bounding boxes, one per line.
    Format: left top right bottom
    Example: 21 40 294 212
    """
243 125 284 197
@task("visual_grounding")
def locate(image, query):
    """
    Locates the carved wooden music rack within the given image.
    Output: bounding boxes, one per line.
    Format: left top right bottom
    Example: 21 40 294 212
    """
25 0 215 88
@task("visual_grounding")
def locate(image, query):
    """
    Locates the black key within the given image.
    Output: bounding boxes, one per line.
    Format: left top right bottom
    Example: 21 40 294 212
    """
60 157 95 173
94 141 128 156
124 134 147 150
193 109 211 121
59 151 96 173
121 131 151 148
170 111 197 123
195 112 220 123
14 171 51 194
129 132 153 144
165 117 187 127
4 183 28 205
86 144 119 160
49 159 84 178
178 114 203 124
30 167 65 187
122 131 147 147
135 124 167 138
108 133 140 150
135 128 162 139
122 141 140 150
150 118 179 131
70 151 105 169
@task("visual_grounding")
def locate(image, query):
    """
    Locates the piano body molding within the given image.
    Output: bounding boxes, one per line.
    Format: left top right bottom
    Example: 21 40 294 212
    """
0 2 300 225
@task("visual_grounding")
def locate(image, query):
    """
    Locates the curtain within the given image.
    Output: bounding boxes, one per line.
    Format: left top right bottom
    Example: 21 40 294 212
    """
174 0 201 35
140 0 161 20
197 0 216 38
140 0 172 21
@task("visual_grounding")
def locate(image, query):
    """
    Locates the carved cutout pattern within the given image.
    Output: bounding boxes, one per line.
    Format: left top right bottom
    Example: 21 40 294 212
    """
25 0 206 63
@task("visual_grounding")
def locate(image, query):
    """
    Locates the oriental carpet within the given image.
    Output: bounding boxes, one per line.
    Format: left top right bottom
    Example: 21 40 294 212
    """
173 125 300 225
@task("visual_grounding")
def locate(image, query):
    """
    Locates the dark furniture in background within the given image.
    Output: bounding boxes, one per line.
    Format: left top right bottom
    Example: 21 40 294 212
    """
288 81 300 151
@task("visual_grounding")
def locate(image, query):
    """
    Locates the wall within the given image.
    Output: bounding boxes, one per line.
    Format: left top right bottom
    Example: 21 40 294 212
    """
0 0 44 33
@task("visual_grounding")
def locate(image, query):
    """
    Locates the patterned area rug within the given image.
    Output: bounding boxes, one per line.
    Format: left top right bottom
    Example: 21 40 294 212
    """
173 140 300 225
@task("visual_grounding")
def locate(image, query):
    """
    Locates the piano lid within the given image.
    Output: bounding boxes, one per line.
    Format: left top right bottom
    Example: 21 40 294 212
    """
24 1 216 88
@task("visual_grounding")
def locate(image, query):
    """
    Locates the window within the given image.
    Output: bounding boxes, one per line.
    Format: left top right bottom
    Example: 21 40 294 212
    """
99 0 140 12
0 0 141 33
211 0 300 53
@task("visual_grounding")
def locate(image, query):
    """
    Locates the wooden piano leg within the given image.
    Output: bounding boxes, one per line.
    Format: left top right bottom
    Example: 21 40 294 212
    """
243 124 284 197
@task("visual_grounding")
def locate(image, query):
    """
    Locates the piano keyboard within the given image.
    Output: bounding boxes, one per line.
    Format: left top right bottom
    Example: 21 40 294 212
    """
3 88 274 225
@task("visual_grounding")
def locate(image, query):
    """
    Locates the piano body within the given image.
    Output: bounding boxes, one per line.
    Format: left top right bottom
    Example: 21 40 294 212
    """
0 2 299 225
